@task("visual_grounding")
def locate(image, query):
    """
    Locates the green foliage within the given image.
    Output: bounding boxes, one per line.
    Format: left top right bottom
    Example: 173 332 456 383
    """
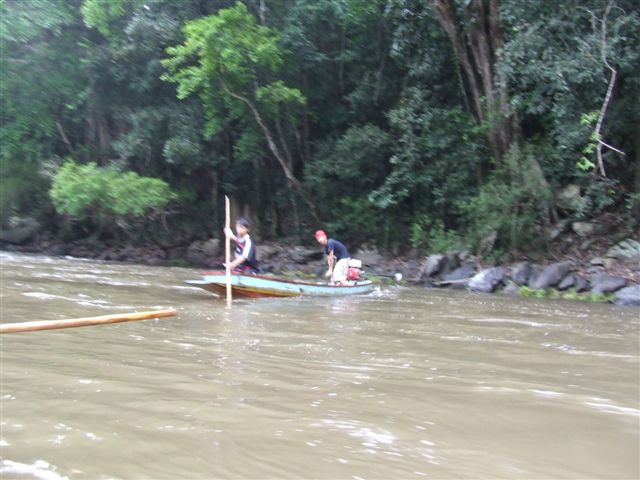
410 217 464 253
82 0 126 34
0 0 74 42
461 146 550 254
50 160 176 223
162 2 302 110
332 197 385 246
371 91 482 213
307 124 391 192
306 124 393 244
161 2 309 226
162 135 204 170
577 112 599 172
256 81 306 113
519 286 615 304
233 129 262 166
502 0 639 186
0 159 51 226
0 0 86 228
519 286 548 299
625 192 640 227
574 175 620 218
81 0 147 36
367 89 483 250
0 0 638 254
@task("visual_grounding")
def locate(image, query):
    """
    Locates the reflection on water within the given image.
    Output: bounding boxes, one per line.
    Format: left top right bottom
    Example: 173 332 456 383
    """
1 252 638 479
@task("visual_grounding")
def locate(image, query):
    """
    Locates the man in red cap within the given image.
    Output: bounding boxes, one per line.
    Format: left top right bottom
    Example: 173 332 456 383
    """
315 230 350 285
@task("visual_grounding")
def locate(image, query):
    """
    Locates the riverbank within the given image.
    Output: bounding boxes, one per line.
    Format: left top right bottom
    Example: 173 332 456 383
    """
2 234 639 307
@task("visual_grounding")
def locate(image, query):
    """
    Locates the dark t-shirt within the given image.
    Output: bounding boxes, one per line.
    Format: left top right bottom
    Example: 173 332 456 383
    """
325 239 349 261
234 235 259 272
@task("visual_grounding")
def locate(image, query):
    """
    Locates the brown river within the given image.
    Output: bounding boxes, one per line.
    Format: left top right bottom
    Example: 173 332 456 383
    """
0 252 638 479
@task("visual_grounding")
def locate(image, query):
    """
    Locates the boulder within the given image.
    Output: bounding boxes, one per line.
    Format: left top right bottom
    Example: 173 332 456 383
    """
557 274 576 291
0 217 40 244
186 238 220 266
588 257 616 269
511 261 533 286
556 184 584 211
142 248 167 266
571 221 611 237
502 279 521 295
571 222 597 237
574 276 590 293
424 254 446 277
200 238 220 257
439 262 477 289
468 267 505 293
439 253 461 277
403 260 425 283
607 239 640 263
614 285 640 306
590 273 627 294
528 261 573 289
356 247 383 267
548 220 572 241
290 246 323 264
257 243 283 260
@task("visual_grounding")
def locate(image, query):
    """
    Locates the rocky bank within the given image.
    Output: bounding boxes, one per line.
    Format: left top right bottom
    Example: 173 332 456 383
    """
2 231 639 306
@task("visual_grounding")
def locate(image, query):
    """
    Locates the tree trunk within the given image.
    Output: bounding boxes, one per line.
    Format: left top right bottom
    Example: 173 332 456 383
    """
432 0 485 121
634 128 640 223
432 0 555 224
431 0 513 164
338 26 346 94
302 74 312 165
56 119 76 159
221 81 321 224
212 167 219 232
258 0 267 25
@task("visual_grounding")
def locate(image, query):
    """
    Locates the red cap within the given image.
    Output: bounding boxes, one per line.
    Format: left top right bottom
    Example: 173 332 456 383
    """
314 230 326 239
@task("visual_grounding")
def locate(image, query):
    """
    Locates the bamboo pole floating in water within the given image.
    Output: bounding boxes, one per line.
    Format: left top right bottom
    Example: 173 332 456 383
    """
225 194 232 308
0 308 177 334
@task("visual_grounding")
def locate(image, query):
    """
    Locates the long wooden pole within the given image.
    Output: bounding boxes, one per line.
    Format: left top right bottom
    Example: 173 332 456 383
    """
0 308 177 334
225 195 232 307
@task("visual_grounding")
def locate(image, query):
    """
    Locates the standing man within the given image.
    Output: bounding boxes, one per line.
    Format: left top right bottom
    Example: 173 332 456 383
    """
314 230 350 285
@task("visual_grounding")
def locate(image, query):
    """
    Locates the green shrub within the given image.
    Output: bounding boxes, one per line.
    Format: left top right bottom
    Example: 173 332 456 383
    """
462 146 550 255
518 286 615 303
50 160 177 227
0 160 50 226
410 216 464 253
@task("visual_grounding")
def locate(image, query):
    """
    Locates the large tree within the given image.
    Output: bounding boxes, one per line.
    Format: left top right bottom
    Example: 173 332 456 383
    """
0 0 85 225
162 2 319 223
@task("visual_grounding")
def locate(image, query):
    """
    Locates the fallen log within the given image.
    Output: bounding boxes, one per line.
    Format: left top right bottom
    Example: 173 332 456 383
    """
0 308 177 334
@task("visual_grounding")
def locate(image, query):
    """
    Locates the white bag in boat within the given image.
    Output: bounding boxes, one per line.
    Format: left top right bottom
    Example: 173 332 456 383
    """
346 259 362 280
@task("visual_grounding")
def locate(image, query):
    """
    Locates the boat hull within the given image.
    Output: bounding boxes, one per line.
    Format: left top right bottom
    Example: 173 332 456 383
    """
186 272 374 298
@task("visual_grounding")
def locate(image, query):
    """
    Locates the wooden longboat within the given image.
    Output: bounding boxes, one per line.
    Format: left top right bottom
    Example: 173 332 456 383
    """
186 271 375 298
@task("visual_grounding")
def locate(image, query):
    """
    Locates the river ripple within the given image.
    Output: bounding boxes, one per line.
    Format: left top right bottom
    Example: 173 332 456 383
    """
1 252 638 479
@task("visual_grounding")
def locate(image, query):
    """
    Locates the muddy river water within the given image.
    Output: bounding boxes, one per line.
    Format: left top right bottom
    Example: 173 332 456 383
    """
0 252 638 479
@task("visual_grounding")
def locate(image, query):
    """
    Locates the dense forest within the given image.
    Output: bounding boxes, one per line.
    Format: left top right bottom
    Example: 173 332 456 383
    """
1 0 639 261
